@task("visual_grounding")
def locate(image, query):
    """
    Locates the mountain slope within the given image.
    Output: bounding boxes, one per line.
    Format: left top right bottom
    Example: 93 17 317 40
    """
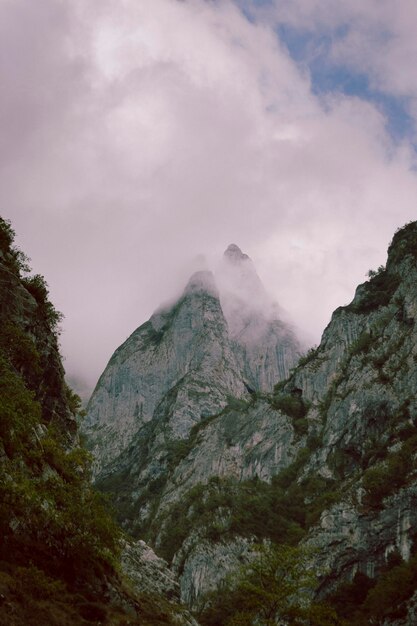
86 223 417 625
84 269 249 475
0 217 195 626
82 246 301 541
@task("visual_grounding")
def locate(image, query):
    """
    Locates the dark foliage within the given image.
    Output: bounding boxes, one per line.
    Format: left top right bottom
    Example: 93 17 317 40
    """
347 269 401 314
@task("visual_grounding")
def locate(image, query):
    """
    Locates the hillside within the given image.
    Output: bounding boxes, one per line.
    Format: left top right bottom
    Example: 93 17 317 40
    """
85 222 417 625
0 217 195 626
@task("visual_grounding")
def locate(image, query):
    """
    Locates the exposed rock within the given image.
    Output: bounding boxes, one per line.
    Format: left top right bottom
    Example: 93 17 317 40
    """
121 540 198 625
86 222 417 624
172 534 252 610
84 267 251 477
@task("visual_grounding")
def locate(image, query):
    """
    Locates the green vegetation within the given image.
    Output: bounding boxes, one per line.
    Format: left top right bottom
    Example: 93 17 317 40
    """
350 331 373 356
200 543 341 626
271 393 307 419
297 346 320 367
270 391 309 436
0 217 185 624
328 549 417 624
0 308 121 585
346 265 401 314
387 220 417 265
22 273 63 332
151 450 339 564
297 346 328 373
362 435 417 507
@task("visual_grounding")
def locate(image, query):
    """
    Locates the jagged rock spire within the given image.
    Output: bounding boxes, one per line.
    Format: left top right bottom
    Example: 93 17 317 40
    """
223 243 250 262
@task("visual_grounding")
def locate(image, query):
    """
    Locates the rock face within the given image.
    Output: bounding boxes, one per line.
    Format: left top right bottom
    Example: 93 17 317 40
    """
121 539 198 625
82 244 302 609
84 268 249 474
86 223 417 624
83 245 301 479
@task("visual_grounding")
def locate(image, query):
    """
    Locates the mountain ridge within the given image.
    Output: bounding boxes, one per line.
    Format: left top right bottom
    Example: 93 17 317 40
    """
85 223 417 625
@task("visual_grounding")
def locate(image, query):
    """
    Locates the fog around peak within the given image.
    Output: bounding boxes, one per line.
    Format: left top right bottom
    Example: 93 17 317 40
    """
2 0 417 396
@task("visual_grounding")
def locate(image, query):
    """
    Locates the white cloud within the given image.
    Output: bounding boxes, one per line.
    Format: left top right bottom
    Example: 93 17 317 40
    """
1 0 417 393
261 0 417 106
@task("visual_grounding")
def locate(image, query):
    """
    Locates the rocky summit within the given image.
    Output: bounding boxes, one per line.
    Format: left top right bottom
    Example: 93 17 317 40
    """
83 223 417 625
82 244 301 480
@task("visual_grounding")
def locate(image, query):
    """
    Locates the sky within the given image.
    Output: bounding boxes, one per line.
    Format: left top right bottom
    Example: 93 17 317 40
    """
2 0 417 397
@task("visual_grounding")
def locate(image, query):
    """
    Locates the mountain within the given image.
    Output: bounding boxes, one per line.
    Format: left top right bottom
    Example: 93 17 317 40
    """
218 244 302 390
0 217 195 626
85 222 417 625
82 244 301 488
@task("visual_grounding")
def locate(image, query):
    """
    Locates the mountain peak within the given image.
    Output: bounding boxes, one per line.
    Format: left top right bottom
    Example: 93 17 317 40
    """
387 220 417 268
183 270 218 298
224 244 250 263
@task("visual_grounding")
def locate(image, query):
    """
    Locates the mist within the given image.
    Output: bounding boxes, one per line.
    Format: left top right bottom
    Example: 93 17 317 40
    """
2 0 417 397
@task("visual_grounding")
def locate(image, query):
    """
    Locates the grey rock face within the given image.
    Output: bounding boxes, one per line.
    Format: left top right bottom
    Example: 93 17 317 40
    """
83 248 300 480
172 534 253 609
86 223 417 624
308 485 417 591
121 539 199 625
157 399 297 514
82 245 303 606
83 269 249 476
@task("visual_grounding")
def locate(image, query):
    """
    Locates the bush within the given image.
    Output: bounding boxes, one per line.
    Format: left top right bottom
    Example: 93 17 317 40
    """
328 550 417 624
154 456 340 564
387 221 417 265
271 393 308 420
22 274 63 332
201 544 341 626
348 270 401 314
362 451 408 508
0 217 30 275
328 572 375 620
297 346 319 367
350 332 373 356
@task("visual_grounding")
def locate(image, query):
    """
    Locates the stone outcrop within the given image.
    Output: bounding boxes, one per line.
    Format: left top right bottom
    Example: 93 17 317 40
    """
83 244 301 489
84 268 249 475
121 539 198 625
85 223 417 624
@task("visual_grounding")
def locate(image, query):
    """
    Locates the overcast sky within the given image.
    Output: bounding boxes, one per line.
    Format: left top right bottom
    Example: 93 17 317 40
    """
2 0 417 395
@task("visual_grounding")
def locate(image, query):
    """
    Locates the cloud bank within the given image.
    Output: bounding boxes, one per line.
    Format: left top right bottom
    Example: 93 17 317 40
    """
1 0 417 394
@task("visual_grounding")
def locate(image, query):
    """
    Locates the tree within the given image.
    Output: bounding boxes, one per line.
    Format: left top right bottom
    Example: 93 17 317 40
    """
203 543 341 626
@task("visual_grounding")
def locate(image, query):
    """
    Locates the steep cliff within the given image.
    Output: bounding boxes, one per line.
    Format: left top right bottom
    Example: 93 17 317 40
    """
86 222 417 625
84 246 301 478
82 246 301 538
0 217 195 626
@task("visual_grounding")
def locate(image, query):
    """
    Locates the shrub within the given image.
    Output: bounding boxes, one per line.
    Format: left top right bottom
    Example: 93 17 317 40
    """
0 217 30 275
362 450 409 508
328 550 417 624
387 221 417 265
328 572 375 620
22 274 63 332
350 332 373 356
271 393 308 420
348 270 401 314
297 346 319 367
201 544 341 626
